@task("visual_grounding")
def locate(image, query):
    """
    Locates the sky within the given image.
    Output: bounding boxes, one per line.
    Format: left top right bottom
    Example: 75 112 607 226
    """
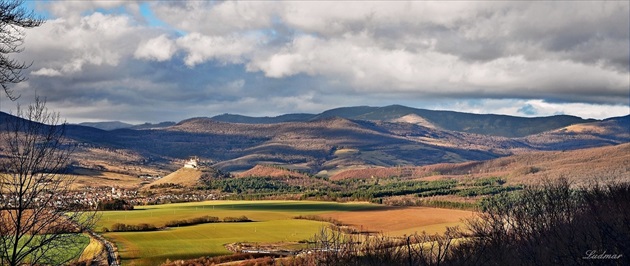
6 1 629 123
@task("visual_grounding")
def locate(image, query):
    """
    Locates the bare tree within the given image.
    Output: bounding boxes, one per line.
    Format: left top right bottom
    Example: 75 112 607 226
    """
0 0 44 100
303 225 463 266
0 98 97 265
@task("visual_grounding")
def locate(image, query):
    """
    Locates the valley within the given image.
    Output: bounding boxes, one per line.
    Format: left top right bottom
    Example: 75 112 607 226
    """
59 105 628 175
1 105 628 265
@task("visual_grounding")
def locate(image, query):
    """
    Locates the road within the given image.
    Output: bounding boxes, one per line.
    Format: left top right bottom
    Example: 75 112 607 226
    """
86 230 121 266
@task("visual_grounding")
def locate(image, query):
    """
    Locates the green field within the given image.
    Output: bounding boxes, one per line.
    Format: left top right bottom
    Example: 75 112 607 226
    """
4 234 90 265
100 200 385 265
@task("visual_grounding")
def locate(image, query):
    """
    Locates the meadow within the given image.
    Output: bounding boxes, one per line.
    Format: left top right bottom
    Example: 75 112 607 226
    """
98 200 470 265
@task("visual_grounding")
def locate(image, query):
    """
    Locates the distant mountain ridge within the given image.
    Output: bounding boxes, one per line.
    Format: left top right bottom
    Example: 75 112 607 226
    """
2 105 626 175
77 121 175 131
78 121 133 131
78 105 601 137
211 113 315 124
210 105 596 137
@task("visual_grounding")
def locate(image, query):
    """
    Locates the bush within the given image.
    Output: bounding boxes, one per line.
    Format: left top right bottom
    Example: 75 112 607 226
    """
109 223 157 232
98 199 133 210
452 179 630 265
165 216 220 227
223 216 252 222
294 215 345 226
301 179 630 266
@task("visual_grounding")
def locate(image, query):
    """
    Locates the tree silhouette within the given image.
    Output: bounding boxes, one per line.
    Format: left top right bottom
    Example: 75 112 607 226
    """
0 99 98 265
0 0 44 100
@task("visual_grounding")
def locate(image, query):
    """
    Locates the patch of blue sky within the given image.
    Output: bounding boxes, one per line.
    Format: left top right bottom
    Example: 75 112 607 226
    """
139 2 165 27
21 0 52 19
517 104 538 116
139 2 187 36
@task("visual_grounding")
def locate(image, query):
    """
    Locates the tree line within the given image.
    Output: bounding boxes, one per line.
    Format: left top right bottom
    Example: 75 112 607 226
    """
291 179 629 265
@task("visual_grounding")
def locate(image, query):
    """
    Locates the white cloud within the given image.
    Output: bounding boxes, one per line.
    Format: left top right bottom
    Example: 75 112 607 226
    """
134 34 177 61
43 1 140 22
22 13 150 76
434 99 629 120
176 32 261 67
31 68 62 77
152 1 279 35
15 1 629 123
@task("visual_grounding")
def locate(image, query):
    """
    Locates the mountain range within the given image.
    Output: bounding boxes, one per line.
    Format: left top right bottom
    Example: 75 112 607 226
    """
210 105 597 138
77 121 176 130
3 105 628 175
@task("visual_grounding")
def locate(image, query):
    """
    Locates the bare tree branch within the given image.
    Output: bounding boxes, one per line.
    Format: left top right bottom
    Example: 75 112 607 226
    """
0 98 98 266
0 0 44 101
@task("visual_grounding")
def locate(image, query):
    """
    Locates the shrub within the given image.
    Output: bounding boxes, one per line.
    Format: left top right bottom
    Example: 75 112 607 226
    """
301 179 630 266
223 216 252 222
165 216 220 227
98 199 133 210
109 222 157 232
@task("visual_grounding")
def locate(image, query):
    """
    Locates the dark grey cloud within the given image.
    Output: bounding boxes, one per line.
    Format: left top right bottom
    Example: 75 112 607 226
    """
3 1 627 123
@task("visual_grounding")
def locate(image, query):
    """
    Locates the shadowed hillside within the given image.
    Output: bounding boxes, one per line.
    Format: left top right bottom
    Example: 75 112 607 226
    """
330 143 630 185
236 165 312 179
211 105 596 137
0 108 626 175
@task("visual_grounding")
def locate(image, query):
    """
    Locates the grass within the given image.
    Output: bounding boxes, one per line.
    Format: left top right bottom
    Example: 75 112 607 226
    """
98 200 476 265
334 148 359 156
5 234 91 265
98 200 384 230
50 235 91 265
109 220 323 266
69 169 144 190
77 236 104 263
99 200 383 265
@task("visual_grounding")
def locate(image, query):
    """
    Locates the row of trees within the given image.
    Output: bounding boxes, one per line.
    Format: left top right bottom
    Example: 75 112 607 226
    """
296 179 629 265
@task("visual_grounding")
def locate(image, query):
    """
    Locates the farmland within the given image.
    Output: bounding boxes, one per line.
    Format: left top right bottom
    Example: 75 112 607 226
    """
98 200 471 265
320 207 474 235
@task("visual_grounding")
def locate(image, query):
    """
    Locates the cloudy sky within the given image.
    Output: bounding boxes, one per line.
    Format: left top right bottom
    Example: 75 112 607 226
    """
7 1 629 123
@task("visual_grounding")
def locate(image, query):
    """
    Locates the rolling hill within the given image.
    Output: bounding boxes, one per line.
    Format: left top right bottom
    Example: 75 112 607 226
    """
78 121 134 130
0 105 626 176
210 105 596 137
236 165 312 179
77 121 176 131
147 167 203 187
329 143 630 185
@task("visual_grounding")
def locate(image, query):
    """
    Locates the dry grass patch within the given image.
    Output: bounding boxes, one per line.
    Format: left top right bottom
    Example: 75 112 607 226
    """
319 207 474 235
146 167 202 188
69 169 143 189
77 236 104 263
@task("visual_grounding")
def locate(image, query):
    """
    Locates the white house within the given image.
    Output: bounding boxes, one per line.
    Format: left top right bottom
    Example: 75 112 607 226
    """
184 157 199 169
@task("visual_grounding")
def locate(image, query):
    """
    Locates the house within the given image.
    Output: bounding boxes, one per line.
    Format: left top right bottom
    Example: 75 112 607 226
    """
184 157 199 169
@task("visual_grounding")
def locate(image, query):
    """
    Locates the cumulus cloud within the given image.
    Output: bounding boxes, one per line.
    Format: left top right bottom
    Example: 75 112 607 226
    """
151 1 279 35
10 1 629 123
434 99 629 120
134 34 177 61
31 68 62 77
176 33 261 66
21 13 149 75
